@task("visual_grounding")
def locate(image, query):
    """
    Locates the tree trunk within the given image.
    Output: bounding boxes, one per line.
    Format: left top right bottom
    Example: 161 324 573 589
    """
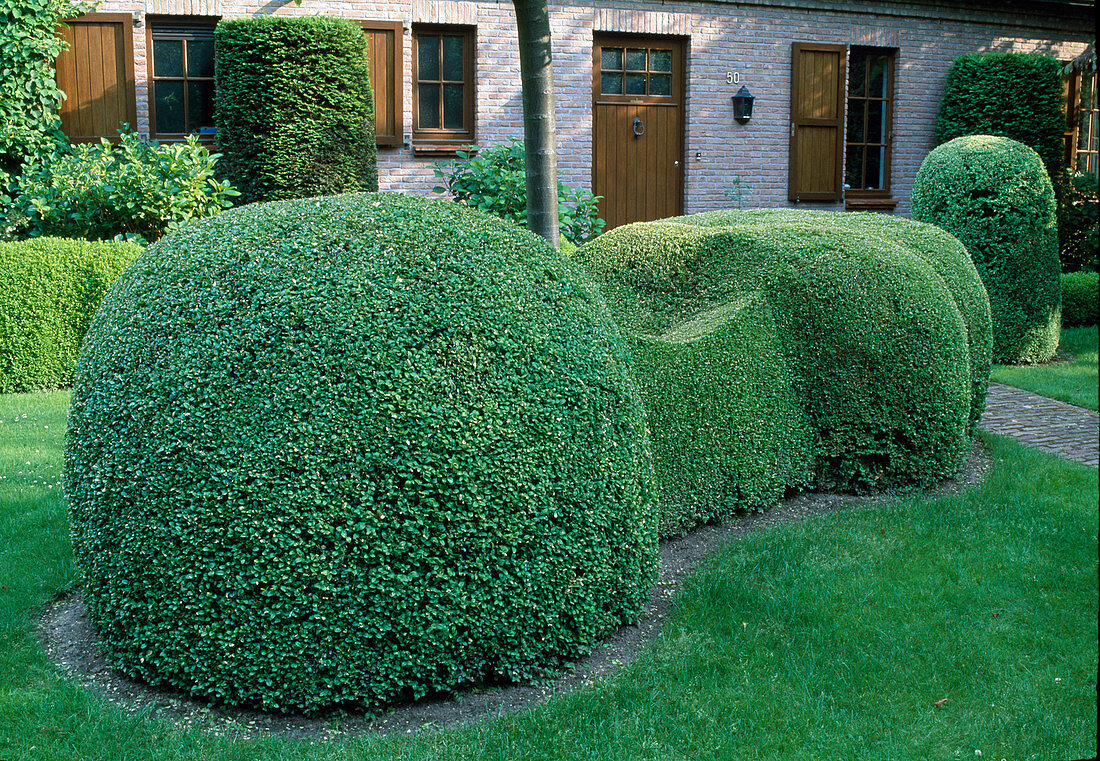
511 0 560 248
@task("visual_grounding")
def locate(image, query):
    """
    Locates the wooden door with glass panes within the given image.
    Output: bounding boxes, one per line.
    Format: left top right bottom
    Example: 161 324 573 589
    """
593 36 685 230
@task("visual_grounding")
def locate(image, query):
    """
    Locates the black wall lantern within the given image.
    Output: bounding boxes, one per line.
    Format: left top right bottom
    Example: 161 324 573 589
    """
732 85 755 124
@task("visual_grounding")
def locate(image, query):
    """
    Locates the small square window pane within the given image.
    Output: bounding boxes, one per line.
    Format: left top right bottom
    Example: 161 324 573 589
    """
418 35 440 81
443 83 464 130
601 72 622 95
848 56 866 95
187 40 214 79
187 81 215 132
418 83 440 129
866 146 884 189
650 50 672 72
845 147 863 189
154 80 185 133
601 47 623 71
649 73 671 96
625 48 646 71
624 73 646 95
442 36 464 81
846 100 865 143
153 38 184 78
868 56 888 98
867 100 885 142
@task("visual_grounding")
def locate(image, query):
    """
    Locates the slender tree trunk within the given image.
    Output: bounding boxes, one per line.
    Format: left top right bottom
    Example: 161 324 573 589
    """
512 0 560 248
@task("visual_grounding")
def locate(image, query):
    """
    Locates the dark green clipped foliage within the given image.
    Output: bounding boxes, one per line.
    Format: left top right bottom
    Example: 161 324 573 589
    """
1062 271 1098 327
0 237 139 393
214 16 377 203
65 192 657 714
573 209 987 528
912 135 1061 364
934 53 1065 172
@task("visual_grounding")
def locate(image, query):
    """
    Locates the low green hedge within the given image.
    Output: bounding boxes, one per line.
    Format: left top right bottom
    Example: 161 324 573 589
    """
214 16 377 203
65 192 657 714
1062 271 1098 327
912 135 1061 364
0 238 140 393
572 210 990 533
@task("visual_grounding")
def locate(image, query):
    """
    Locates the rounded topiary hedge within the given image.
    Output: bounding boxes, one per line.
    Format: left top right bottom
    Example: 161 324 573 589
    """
912 135 1061 364
572 209 990 533
65 192 657 714
0 237 140 394
1062 271 1098 327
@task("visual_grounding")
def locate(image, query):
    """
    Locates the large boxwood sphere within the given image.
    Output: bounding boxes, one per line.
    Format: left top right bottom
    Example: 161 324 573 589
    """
912 135 1061 363
65 192 658 714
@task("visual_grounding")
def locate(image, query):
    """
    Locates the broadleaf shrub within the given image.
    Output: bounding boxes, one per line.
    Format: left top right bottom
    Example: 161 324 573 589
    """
0 237 140 393
1062 271 1098 327
214 16 378 203
1 130 238 243
1055 170 1098 273
66 192 657 714
572 209 989 532
433 139 605 244
912 135 1061 364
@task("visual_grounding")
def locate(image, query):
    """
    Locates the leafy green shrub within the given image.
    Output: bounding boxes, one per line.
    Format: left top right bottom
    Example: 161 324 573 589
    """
1 130 238 243
0 237 139 393
214 16 377 204
1062 271 1098 327
0 0 92 175
934 53 1065 172
433 139 605 244
66 192 657 714
1055 170 1099 273
572 209 987 531
912 135 1061 364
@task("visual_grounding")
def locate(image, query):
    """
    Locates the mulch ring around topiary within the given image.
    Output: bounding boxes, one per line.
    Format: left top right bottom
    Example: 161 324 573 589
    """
38 439 991 741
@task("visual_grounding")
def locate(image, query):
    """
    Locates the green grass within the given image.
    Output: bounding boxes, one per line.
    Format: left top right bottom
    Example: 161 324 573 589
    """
1 390 1096 760
991 326 1099 410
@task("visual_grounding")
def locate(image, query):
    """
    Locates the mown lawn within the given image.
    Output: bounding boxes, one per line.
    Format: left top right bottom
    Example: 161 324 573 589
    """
991 326 1099 410
0 390 1096 761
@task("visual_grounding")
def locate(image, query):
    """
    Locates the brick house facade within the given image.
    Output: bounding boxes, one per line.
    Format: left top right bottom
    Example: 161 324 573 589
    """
57 0 1094 225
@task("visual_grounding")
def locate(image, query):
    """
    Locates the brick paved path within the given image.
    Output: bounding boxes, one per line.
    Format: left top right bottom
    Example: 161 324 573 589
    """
979 382 1099 468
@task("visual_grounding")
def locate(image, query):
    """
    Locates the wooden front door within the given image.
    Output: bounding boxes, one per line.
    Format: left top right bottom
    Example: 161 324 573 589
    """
593 36 685 230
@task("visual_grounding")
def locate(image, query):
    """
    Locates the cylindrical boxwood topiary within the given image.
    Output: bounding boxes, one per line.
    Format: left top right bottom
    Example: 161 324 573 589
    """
65 193 657 714
214 16 377 203
912 135 1061 364
0 237 140 394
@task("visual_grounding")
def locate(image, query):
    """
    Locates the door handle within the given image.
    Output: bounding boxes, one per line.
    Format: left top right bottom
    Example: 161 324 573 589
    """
674 161 680 167
632 117 645 136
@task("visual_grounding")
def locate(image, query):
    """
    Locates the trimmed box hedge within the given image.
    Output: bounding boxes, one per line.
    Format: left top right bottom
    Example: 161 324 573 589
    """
912 135 1061 364
572 210 990 534
1062 271 1098 327
65 192 657 714
0 237 140 394
214 16 378 203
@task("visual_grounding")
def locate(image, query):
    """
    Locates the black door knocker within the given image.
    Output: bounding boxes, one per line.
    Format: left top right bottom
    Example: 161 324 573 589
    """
632 116 645 137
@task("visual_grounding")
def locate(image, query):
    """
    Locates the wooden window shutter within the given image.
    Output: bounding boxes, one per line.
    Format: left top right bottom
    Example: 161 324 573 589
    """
788 42 846 202
55 14 137 143
359 21 403 147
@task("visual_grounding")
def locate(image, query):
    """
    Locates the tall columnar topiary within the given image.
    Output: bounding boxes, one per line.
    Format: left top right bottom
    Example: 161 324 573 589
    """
65 192 657 714
573 209 990 531
0 237 140 393
934 53 1065 173
912 135 1061 364
214 16 377 203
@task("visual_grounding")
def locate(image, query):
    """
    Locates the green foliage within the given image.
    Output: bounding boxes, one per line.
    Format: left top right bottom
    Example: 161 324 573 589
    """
912 135 1062 364
0 0 93 175
0 237 139 393
1 130 238 243
1062 271 1098 327
433 139 605 244
214 16 377 204
1054 169 1099 272
934 53 1065 172
65 192 657 714
573 209 988 531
